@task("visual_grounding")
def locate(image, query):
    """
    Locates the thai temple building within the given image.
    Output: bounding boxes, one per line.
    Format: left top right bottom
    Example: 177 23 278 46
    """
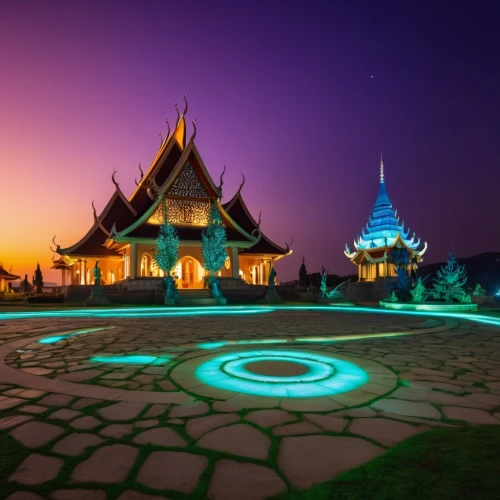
344 156 427 281
51 97 291 293
0 263 20 294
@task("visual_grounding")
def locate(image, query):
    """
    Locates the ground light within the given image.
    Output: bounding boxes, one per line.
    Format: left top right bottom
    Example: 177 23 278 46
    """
196 330 415 349
194 349 369 397
0 306 273 321
38 326 114 344
89 354 170 365
2 305 500 329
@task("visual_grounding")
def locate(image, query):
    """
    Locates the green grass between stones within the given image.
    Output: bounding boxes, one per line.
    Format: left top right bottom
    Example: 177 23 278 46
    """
274 425 500 500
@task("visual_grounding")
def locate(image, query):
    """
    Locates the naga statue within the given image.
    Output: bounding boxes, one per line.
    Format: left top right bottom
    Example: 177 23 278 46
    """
325 280 347 301
320 266 327 299
268 266 277 290
93 261 102 286
409 276 430 303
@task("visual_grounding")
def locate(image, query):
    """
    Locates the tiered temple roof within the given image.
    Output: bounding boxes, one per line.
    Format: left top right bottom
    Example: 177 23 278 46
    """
53 96 289 260
0 263 20 281
345 157 427 262
222 185 289 258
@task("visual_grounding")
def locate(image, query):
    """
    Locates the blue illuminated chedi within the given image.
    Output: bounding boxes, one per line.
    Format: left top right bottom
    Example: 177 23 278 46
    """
195 350 369 398
345 157 427 254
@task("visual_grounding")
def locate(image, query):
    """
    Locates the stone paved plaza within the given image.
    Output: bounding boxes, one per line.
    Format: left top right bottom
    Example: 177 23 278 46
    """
1 306 500 499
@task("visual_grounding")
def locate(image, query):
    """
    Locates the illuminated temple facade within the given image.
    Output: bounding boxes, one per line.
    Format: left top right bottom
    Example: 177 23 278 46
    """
0 263 20 294
52 98 290 289
344 157 427 281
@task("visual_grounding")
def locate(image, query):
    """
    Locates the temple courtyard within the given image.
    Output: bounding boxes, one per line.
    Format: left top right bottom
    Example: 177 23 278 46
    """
1 305 500 499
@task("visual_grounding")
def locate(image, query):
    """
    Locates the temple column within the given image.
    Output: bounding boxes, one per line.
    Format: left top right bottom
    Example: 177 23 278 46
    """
80 260 85 285
230 247 239 278
130 243 137 279
61 269 66 287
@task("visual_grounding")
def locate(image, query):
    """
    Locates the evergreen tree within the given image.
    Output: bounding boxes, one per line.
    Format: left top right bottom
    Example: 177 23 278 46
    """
20 274 32 293
388 247 412 292
202 201 227 298
431 250 469 302
33 263 44 294
299 257 308 288
153 199 180 301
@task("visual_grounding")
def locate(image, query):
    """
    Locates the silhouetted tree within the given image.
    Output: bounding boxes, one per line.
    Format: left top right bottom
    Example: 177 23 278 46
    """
299 257 308 287
20 274 33 293
32 263 43 294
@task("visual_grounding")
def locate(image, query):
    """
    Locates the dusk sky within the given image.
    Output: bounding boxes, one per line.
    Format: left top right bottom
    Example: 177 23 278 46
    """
1 0 499 284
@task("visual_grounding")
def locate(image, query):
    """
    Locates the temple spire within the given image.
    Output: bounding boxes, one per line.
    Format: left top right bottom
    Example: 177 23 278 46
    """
380 153 384 183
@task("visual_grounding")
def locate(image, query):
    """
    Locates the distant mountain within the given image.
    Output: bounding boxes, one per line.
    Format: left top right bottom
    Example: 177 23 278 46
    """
418 252 500 294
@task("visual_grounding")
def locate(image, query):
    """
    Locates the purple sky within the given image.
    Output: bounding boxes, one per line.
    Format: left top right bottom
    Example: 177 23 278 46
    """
1 0 499 283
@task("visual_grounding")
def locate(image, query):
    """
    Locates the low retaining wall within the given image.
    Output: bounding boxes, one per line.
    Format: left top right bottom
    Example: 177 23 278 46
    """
379 301 479 312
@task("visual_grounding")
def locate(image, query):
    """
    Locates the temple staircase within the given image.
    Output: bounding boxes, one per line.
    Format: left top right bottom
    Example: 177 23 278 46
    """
176 288 217 306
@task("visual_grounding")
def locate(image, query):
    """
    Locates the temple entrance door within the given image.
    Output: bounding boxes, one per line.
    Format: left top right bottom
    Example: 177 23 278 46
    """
177 256 204 289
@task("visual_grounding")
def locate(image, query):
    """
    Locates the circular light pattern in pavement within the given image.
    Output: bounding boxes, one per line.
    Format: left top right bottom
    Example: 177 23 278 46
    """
195 350 369 398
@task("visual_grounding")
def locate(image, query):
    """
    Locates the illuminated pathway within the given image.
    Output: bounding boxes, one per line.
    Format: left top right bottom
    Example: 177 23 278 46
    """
0 306 499 499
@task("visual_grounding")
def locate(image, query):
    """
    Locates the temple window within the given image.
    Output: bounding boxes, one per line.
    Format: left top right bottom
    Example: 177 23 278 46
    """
140 254 152 277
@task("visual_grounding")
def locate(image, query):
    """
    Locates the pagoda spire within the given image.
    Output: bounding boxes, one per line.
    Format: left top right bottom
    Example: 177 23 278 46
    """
380 153 384 183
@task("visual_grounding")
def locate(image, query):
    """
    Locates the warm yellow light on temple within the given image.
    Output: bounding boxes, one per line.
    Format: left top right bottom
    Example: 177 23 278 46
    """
147 199 210 226
47 101 291 293
174 117 185 150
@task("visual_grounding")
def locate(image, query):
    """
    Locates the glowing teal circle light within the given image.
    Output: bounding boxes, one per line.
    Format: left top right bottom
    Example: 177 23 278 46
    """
223 355 335 383
195 350 369 398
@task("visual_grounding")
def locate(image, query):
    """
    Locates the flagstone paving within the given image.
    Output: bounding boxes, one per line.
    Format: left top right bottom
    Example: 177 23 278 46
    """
0 308 500 499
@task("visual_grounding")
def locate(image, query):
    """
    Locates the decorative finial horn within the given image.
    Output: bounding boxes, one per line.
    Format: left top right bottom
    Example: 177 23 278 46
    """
139 162 144 179
251 211 262 242
174 103 180 125
191 119 197 141
380 153 384 183
112 170 119 189
218 165 227 196
92 201 97 222
183 94 188 116
237 173 246 194
135 178 138 186
158 132 163 146
165 119 170 139
52 235 60 252
285 236 294 252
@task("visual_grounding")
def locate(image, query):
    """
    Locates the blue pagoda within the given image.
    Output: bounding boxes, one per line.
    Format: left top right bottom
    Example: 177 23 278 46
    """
344 156 427 281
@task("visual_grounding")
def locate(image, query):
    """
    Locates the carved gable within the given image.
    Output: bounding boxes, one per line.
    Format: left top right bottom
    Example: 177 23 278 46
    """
148 199 211 226
167 162 208 197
